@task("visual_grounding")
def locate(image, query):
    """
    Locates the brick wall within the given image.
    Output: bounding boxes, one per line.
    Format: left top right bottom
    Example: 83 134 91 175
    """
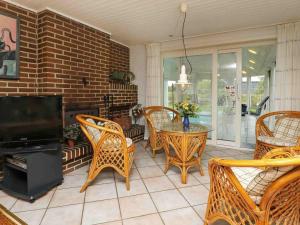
109 82 138 116
110 41 130 73
37 10 111 114
0 1 38 96
0 1 136 114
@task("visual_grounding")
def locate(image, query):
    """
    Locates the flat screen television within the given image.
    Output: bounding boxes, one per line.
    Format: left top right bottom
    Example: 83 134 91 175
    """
0 96 63 149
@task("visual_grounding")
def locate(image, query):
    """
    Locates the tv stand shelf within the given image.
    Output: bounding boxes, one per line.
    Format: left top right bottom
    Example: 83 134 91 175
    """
0 144 63 202
5 162 27 173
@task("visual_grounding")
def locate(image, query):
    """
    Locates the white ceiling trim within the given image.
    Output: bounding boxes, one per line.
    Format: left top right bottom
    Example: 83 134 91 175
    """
3 0 130 47
110 39 129 48
160 25 277 52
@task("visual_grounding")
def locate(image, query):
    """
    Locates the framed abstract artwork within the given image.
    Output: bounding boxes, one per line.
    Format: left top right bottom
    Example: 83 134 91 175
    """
0 11 20 79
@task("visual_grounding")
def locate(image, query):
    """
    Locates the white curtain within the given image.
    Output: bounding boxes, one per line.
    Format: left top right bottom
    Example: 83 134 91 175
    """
144 43 162 139
145 43 162 106
274 22 300 110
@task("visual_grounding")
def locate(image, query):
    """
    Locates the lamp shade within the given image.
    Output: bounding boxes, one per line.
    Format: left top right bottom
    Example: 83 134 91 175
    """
177 65 191 85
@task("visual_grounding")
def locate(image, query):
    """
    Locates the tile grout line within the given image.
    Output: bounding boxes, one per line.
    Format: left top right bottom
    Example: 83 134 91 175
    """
39 188 56 225
80 181 87 225
9 197 18 211
146 144 207 221
134 147 167 225
150 145 207 222
112 168 124 225
152 148 204 222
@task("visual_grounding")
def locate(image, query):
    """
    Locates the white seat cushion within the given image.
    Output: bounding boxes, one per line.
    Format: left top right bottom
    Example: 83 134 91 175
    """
257 135 296 147
232 167 263 204
103 137 133 147
274 117 300 142
233 166 294 205
232 167 262 189
86 118 102 142
245 166 294 204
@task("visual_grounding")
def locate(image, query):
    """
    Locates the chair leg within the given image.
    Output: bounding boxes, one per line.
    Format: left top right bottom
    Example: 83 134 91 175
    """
144 139 150 149
164 158 170 174
80 179 92 192
152 149 156 158
125 176 130 190
181 166 187 184
199 166 204 176
81 162 97 192
197 161 204 176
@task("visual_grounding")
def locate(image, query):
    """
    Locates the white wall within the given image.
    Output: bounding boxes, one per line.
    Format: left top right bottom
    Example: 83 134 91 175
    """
130 44 147 106
160 25 276 52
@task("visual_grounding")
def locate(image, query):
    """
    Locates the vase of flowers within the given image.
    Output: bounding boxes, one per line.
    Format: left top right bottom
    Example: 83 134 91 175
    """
175 101 200 129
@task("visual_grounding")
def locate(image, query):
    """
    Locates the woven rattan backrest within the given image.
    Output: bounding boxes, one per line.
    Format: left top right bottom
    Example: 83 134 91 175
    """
143 106 180 129
258 111 300 133
76 114 127 154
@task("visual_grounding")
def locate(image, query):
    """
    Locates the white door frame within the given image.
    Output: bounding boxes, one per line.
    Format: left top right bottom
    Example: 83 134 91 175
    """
215 48 242 147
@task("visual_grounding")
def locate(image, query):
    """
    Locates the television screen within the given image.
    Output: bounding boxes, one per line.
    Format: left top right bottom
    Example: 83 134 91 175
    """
0 96 63 148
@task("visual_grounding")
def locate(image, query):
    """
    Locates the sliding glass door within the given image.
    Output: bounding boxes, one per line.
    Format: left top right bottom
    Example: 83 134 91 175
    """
162 44 275 148
240 45 276 148
216 50 241 146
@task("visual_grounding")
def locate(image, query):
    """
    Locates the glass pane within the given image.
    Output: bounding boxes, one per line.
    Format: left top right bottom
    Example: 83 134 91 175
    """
163 55 212 138
217 52 237 142
241 45 276 148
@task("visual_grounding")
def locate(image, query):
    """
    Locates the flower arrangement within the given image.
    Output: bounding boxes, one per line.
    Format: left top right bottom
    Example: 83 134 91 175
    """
63 124 82 141
63 123 83 148
175 101 200 118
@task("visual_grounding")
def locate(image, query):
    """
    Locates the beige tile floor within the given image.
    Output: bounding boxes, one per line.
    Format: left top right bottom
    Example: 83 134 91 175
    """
0 141 253 225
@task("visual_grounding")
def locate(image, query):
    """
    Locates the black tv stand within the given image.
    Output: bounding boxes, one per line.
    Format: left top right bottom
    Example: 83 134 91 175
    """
0 142 61 154
0 144 63 202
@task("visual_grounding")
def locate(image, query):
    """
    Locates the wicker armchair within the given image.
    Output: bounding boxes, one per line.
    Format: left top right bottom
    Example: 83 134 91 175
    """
254 111 300 159
205 147 300 225
143 106 180 157
76 114 136 192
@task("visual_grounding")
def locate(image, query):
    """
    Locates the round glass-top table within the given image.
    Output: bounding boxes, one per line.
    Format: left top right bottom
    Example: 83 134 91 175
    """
157 122 211 134
156 121 211 184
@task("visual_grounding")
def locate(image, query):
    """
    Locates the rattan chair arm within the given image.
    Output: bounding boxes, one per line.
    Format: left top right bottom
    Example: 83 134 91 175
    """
209 157 300 168
297 137 300 145
127 144 136 153
262 146 300 159
208 161 259 214
172 114 181 122
256 114 273 137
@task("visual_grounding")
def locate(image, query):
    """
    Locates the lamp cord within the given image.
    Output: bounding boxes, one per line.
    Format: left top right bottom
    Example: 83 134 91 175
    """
181 12 192 74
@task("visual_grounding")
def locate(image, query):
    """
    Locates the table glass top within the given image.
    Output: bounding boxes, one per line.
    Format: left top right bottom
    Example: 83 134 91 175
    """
156 121 211 133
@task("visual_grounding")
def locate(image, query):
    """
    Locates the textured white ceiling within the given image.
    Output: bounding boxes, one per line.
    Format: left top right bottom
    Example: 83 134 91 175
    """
8 0 300 45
